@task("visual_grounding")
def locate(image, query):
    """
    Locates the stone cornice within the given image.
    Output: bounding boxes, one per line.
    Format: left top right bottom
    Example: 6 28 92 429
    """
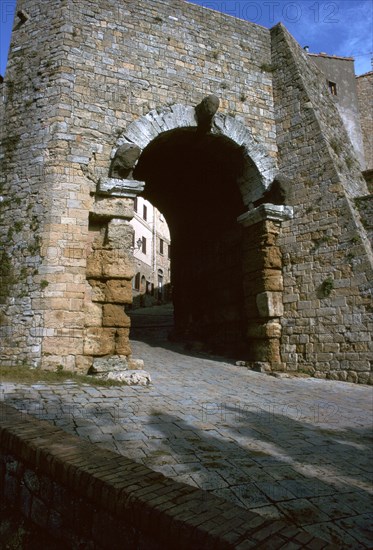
237 203 294 227
98 178 145 198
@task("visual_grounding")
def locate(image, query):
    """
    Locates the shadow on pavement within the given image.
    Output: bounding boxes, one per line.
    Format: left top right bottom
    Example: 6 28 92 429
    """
146 408 373 548
128 303 235 365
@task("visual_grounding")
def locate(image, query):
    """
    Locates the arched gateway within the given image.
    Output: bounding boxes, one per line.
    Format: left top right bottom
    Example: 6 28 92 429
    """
88 100 293 371
1 0 371 381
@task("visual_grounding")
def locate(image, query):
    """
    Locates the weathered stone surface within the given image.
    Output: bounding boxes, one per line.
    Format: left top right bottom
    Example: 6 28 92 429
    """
90 197 133 220
102 305 131 328
44 310 85 329
110 143 141 179
107 219 134 248
254 174 293 206
195 95 220 131
87 280 106 302
238 204 294 227
103 370 151 385
247 321 282 339
83 302 102 327
90 355 128 373
98 178 145 197
115 329 131 356
42 337 84 356
88 279 132 304
127 358 145 370
256 292 284 318
356 72 373 170
247 361 272 373
105 280 133 304
243 247 283 273
243 270 283 295
86 250 134 280
75 355 94 374
248 338 282 363
83 328 116 356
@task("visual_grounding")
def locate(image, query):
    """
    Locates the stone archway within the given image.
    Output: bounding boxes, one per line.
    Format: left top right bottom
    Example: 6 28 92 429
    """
112 104 277 206
86 101 292 372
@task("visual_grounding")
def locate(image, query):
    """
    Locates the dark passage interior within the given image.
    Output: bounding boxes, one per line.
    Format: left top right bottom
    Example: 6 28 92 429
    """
134 128 249 356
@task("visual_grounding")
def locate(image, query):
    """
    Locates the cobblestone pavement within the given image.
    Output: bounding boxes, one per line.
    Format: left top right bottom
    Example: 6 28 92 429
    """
1 306 372 548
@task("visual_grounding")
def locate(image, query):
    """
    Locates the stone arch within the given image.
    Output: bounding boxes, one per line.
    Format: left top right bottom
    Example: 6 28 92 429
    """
112 104 277 206
89 102 291 372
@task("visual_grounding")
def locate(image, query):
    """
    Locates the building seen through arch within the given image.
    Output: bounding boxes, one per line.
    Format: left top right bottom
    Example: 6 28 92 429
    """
133 128 249 356
130 196 171 308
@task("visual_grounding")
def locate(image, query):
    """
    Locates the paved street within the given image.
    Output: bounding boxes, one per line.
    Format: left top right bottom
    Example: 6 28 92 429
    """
1 305 372 548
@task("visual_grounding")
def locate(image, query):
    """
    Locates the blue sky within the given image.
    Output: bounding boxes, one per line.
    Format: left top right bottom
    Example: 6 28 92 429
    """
188 0 372 75
0 0 16 76
0 0 371 76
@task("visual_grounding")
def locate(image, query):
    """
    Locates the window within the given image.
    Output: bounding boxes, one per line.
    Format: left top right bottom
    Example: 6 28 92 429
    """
141 236 146 254
140 276 146 293
328 81 337 96
168 243 171 259
134 197 138 212
143 204 147 221
133 272 140 290
159 238 164 255
157 269 164 300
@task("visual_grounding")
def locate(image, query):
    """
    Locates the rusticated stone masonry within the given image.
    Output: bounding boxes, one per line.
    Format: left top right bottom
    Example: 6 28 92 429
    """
82 179 144 373
239 205 293 372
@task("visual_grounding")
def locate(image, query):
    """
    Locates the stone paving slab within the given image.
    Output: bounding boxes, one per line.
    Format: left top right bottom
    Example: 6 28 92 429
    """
1 330 372 548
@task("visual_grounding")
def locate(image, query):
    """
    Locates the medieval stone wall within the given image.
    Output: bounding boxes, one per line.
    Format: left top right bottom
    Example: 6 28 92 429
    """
1 0 277 371
0 0 89 368
271 24 372 383
0 1 372 383
356 72 373 171
309 55 366 169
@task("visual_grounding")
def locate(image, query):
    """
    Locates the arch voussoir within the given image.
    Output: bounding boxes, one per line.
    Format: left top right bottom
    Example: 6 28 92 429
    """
113 104 277 206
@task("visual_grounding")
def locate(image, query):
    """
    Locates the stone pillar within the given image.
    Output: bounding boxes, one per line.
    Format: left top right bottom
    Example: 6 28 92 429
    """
238 204 293 372
79 178 144 373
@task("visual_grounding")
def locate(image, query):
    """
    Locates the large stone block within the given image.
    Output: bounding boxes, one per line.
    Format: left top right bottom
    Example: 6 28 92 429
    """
102 304 131 327
98 177 145 197
115 329 131 356
103 251 135 279
107 219 134 248
243 269 283 295
90 197 133 220
246 338 282 363
87 280 106 302
105 280 133 304
86 250 135 279
44 310 85 329
40 354 77 371
261 269 283 291
42 336 84 355
90 355 128 373
243 219 281 242
83 302 102 327
87 279 132 304
256 292 284 318
75 355 93 374
243 247 282 273
83 328 116 356
247 321 282 339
